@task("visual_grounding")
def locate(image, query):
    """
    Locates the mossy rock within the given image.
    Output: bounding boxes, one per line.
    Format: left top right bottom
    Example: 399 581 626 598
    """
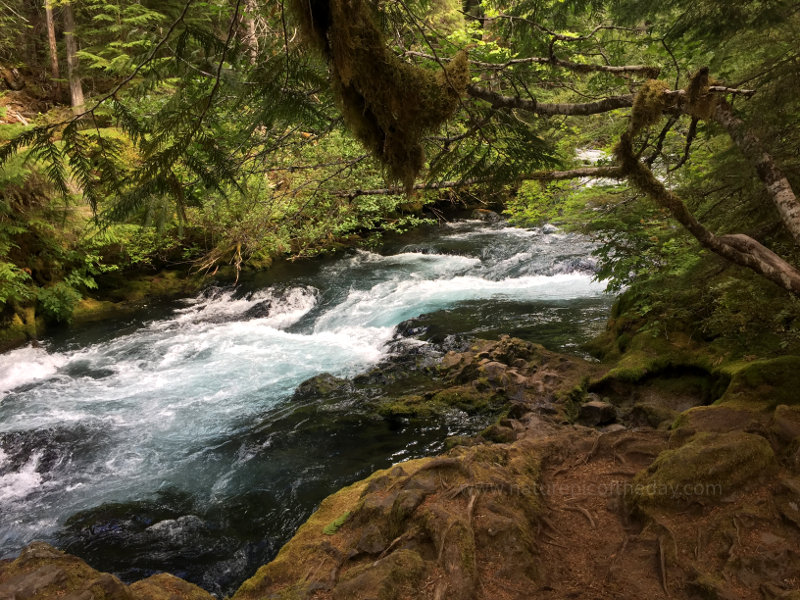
376 385 502 420
333 549 426 600
671 405 768 434
628 431 776 510
102 269 206 304
628 403 678 429
771 404 800 444
430 385 498 413
717 356 800 409
376 394 435 419
234 440 543 600
596 331 710 384
294 373 348 398
0 542 213 600
443 434 476 450
232 459 427 600
0 310 34 352
129 573 215 600
480 422 517 443
72 298 128 324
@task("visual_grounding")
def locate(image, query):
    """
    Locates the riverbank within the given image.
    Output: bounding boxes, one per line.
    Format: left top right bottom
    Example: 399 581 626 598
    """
2 217 799 599
0 200 504 354
3 332 799 599
1 217 612 594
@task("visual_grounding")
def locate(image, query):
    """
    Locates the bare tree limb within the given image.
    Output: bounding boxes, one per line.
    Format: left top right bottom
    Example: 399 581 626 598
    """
645 115 679 167
668 117 698 172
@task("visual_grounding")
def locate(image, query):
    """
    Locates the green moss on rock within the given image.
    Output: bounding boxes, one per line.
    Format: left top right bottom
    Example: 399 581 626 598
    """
323 511 352 535
376 385 502 420
333 549 426 600
718 356 800 408
129 573 214 600
628 431 776 510
0 542 213 600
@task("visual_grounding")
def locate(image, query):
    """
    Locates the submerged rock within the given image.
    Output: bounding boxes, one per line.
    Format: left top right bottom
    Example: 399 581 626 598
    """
470 208 503 223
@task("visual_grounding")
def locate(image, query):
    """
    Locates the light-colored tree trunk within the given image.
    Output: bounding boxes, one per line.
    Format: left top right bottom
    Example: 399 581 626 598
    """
712 100 800 244
616 132 800 296
44 0 60 81
62 1 84 115
243 0 259 63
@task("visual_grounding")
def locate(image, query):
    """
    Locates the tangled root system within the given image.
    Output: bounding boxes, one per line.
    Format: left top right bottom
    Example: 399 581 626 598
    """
291 0 468 191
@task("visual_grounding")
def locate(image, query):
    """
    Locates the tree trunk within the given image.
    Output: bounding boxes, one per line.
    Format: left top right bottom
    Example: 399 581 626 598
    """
616 132 800 296
62 1 84 115
242 0 259 63
712 100 800 244
44 0 60 81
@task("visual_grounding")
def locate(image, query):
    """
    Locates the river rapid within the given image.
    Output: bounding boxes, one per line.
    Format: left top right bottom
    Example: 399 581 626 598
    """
0 219 611 595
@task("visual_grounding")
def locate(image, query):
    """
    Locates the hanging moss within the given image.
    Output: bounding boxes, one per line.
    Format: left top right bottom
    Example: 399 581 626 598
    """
629 79 670 134
683 67 719 120
290 0 468 192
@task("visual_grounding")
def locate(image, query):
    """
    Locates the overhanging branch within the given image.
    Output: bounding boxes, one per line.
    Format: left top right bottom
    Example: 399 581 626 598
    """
616 132 800 296
465 85 756 117
405 50 659 77
466 85 634 115
333 166 624 198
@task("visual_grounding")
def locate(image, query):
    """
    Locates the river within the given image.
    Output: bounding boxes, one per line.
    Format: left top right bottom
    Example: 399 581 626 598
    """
0 219 610 595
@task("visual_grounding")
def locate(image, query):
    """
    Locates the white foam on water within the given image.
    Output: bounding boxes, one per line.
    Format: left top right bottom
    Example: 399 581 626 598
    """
0 220 611 560
316 272 605 331
0 452 43 502
0 346 67 397
152 286 318 332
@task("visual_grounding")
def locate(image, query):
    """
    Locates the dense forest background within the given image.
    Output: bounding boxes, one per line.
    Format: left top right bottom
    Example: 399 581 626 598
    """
1 0 800 359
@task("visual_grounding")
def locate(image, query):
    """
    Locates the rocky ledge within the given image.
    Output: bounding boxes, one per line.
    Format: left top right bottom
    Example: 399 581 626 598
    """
3 336 800 600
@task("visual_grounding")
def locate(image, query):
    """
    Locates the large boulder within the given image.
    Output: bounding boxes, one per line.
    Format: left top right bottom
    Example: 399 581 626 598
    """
0 542 213 600
628 431 776 510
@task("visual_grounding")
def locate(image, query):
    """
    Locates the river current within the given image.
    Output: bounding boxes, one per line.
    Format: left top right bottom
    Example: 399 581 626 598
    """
0 219 610 594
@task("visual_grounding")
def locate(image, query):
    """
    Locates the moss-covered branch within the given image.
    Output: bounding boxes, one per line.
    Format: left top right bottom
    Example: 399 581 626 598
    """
405 50 660 77
615 81 800 297
334 166 625 198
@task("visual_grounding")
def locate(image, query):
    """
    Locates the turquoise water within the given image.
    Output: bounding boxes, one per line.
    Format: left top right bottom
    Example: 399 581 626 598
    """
0 220 610 594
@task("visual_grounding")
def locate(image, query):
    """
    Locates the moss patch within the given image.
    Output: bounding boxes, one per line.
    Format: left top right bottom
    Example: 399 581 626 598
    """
376 385 502 420
717 356 800 409
333 549 426 600
628 431 776 510
0 542 213 600
323 511 351 535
